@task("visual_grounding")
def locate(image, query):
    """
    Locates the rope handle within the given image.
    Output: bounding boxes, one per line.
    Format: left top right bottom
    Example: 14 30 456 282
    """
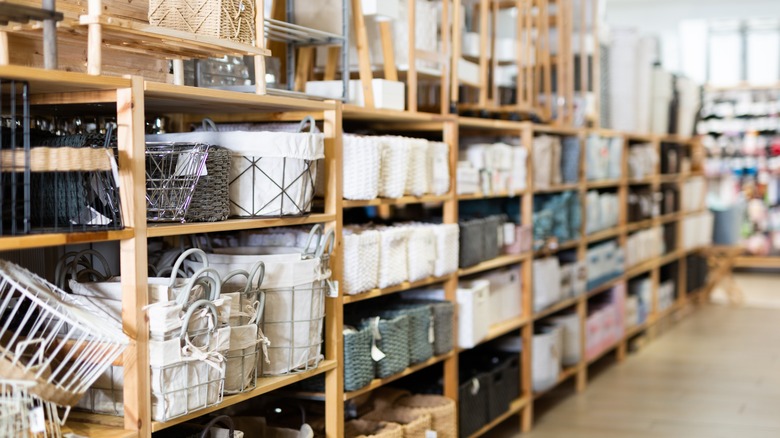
199 415 235 438
297 116 316 134
201 118 219 132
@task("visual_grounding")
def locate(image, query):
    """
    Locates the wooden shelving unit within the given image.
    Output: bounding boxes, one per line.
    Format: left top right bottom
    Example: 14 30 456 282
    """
0 62 708 438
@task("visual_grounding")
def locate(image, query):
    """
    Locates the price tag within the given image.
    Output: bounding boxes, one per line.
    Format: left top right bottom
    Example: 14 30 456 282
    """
29 406 46 433
425 430 438 438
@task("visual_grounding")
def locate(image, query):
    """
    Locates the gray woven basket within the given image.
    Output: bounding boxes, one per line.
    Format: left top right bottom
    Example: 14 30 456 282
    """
380 304 434 365
186 146 230 222
361 315 410 378
459 218 486 268
401 300 454 355
344 326 375 392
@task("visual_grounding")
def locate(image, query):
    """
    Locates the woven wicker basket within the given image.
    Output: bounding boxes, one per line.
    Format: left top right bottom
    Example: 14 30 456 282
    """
401 300 454 356
363 407 432 438
345 419 404 438
395 395 457 438
149 0 256 44
186 146 230 222
379 305 433 365
360 315 410 378
344 326 375 392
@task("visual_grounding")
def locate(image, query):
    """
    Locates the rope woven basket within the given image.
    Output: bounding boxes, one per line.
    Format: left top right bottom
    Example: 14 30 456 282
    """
345 419 404 438
395 395 457 438
360 315 410 378
379 305 433 365
363 407 432 438
401 300 454 356
185 145 230 222
344 326 375 392
148 0 256 44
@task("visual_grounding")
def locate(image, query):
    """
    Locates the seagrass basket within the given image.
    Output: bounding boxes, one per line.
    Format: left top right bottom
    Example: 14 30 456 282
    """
149 0 256 44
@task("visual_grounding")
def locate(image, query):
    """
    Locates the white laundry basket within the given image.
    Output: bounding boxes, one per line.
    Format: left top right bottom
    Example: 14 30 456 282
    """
343 134 381 200
147 118 325 217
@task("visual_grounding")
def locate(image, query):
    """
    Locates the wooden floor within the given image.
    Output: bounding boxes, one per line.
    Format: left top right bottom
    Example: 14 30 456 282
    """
490 304 780 437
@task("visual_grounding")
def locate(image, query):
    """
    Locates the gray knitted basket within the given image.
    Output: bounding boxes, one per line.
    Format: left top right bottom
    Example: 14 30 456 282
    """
361 315 410 378
344 326 375 391
401 300 454 355
380 304 434 365
185 145 230 222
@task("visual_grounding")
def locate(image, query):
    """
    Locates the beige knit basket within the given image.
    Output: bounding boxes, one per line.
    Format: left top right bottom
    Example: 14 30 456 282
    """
148 0 256 44
363 407 432 438
395 395 457 438
345 419 404 438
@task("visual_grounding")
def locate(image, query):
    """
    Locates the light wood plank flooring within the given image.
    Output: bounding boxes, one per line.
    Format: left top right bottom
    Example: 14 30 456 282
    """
491 304 780 437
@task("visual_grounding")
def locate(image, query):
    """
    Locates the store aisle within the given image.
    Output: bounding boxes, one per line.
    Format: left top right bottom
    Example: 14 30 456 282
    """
492 304 780 437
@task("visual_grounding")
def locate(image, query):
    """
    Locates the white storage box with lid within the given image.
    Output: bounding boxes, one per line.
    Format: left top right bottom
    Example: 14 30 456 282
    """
147 121 324 217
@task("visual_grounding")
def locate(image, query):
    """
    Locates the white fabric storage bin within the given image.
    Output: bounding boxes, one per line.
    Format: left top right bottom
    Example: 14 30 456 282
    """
379 136 411 198
483 267 523 323
342 227 380 295
343 134 381 200
305 79 406 111
532 325 562 392
510 146 528 192
550 313 581 366
533 136 554 188
457 162 480 195
607 137 624 179
533 257 562 312
405 224 437 282
457 280 492 348
377 226 411 288
464 144 488 170
147 129 325 217
428 141 451 196
405 138 430 196
431 223 460 276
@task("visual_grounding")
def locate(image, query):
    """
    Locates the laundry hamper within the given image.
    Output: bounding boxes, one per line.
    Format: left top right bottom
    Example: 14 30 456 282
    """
148 0 256 44
0 380 62 438
343 134 381 201
149 300 226 422
0 260 128 406
379 304 434 364
362 406 432 438
343 227 381 295
345 419 404 438
145 142 210 222
186 145 231 222
360 315 410 378
394 395 457 438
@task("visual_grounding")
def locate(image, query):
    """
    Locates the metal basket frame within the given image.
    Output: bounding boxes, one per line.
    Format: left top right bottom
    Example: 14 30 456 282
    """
0 379 62 438
145 142 209 222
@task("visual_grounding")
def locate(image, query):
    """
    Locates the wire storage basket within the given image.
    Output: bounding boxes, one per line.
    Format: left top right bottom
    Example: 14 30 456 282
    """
145 142 209 222
0 380 62 438
0 260 129 407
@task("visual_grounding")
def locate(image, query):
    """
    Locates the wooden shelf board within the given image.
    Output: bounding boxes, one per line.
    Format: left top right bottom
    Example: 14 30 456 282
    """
462 316 530 352
458 191 525 201
623 132 656 143
628 177 655 185
343 274 454 304
586 179 622 189
534 239 579 257
658 212 681 224
532 124 583 136
659 174 681 183
586 340 621 365
468 396 530 438
344 352 454 400
590 128 627 138
343 105 453 123
625 320 651 338
625 258 658 278
534 183 580 194
343 194 452 208
0 229 133 252
734 256 780 269
660 134 696 145
458 253 527 277
626 218 655 232
144 81 333 114
63 414 136 438
533 365 579 400
0 65 130 95
152 360 337 432
587 277 624 298
78 14 271 59
534 295 582 321
457 117 527 131
586 227 623 243
659 250 683 267
147 214 336 237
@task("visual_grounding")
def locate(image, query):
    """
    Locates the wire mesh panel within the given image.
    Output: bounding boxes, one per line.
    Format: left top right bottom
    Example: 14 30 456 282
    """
0 79 31 236
0 260 129 406
0 380 62 438
145 142 209 222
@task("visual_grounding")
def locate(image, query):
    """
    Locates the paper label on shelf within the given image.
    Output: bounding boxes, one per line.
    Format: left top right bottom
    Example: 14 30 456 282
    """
29 406 45 433
425 431 438 438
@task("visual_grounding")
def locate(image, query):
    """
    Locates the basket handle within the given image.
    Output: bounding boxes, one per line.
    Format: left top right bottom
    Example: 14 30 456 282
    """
103 122 115 149
169 248 209 288
297 116 317 134
176 267 222 307
180 299 219 340
222 269 250 290
247 260 266 292
202 118 219 132
250 290 266 325
303 224 324 256
199 415 236 438
315 229 335 259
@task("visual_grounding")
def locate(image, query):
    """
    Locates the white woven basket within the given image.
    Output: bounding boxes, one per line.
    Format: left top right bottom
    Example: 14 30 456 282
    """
405 225 437 282
431 223 459 276
405 138 429 197
343 134 381 200
427 141 450 196
377 226 411 288
343 227 381 295
379 137 411 198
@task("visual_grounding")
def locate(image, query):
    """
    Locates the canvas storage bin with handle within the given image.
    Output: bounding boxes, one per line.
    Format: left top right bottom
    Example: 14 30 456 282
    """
149 299 226 422
343 134 382 200
532 324 562 393
187 226 332 376
147 117 324 217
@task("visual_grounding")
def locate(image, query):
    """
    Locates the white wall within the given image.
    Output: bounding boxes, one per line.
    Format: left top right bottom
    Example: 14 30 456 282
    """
606 0 780 79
